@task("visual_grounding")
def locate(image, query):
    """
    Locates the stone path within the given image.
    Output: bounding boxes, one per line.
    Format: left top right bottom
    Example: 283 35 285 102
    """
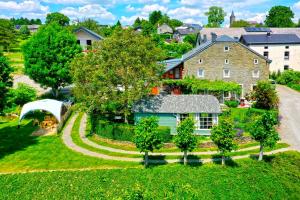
62 114 292 164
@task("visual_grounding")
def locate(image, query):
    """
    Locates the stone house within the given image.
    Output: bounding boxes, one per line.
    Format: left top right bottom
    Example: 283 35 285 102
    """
162 34 271 98
74 27 103 50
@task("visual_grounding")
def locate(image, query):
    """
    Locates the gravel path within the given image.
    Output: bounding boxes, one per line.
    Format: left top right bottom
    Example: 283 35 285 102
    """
13 75 49 95
277 85 300 151
62 114 292 164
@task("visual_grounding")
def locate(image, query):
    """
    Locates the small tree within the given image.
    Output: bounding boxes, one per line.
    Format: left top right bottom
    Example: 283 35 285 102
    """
134 117 162 167
252 81 279 110
174 117 197 165
19 25 30 39
45 12 70 26
205 6 226 27
249 112 280 161
8 83 37 106
0 55 13 114
211 118 237 165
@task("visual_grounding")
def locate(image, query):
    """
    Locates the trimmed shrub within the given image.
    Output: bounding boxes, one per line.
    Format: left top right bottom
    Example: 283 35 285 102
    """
225 100 239 108
8 83 37 106
252 81 279 110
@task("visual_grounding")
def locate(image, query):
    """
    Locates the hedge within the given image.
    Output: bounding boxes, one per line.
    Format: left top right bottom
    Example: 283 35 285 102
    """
225 100 239 108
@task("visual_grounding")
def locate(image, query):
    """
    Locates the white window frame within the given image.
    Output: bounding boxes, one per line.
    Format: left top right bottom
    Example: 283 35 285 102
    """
195 113 218 130
239 84 244 98
251 84 257 91
223 91 231 99
197 69 204 78
176 113 189 125
224 46 229 52
252 69 260 78
223 69 230 78
224 59 229 64
254 59 259 64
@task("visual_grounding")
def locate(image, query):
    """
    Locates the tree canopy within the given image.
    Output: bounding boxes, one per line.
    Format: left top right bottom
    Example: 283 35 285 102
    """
149 11 163 25
45 12 70 26
0 55 13 114
205 6 226 27
10 17 41 25
19 25 30 39
230 20 251 27
23 23 82 97
252 81 279 110
0 19 17 51
71 29 164 121
265 6 295 27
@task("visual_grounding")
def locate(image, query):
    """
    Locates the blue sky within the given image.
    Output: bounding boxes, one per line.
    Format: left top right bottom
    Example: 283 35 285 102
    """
0 0 299 26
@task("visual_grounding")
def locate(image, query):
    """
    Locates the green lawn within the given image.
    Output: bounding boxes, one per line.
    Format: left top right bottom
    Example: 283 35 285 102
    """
4 51 24 75
0 118 139 173
0 151 299 199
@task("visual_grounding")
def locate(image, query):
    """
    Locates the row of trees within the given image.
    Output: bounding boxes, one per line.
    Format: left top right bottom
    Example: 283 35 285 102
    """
10 17 42 25
135 111 279 167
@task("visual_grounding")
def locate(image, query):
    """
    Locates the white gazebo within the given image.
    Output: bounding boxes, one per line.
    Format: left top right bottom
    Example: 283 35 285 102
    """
19 99 65 125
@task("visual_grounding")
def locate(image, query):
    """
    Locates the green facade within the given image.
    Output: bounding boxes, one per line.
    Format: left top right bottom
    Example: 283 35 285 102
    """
134 113 212 135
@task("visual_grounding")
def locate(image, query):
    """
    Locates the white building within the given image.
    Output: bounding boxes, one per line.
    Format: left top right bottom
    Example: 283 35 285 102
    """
240 33 300 72
74 27 103 50
157 23 173 34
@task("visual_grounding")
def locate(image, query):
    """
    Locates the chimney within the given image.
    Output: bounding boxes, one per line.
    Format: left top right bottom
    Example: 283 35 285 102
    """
203 34 207 43
267 32 271 37
196 33 201 47
211 32 217 42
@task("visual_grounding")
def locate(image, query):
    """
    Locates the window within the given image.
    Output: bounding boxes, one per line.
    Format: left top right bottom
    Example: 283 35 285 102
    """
264 46 268 49
223 69 230 78
285 46 289 49
199 113 214 129
198 59 202 64
224 91 230 98
284 52 289 60
197 69 204 78
86 40 92 45
252 84 257 91
263 51 269 58
252 69 260 78
284 65 289 70
224 46 229 52
254 59 259 64
224 59 229 64
174 68 180 79
77 40 80 44
239 84 244 97
177 114 188 123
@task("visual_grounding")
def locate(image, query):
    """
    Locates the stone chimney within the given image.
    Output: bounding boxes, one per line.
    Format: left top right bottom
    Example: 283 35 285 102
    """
203 34 207 43
211 33 217 42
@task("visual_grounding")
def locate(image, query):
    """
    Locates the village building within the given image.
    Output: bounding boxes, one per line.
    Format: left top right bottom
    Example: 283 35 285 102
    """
74 27 103 50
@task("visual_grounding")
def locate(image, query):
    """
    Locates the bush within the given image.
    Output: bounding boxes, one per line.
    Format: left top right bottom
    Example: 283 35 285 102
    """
277 70 300 85
289 84 300 92
252 81 279 110
225 100 239 108
8 83 37 106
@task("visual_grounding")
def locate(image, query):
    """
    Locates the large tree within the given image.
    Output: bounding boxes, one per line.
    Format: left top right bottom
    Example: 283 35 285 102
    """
249 112 280 161
134 117 162 167
45 12 70 26
265 6 294 27
211 118 237 165
71 29 164 121
23 23 82 97
174 117 197 165
0 19 17 52
205 6 226 28
149 11 163 25
0 54 13 114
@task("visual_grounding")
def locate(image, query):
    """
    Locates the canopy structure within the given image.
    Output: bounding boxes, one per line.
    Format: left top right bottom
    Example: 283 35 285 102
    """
19 99 64 124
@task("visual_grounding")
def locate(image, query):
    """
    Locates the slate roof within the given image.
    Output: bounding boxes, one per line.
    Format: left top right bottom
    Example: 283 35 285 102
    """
74 27 103 40
175 28 199 35
163 59 182 72
240 34 300 45
133 95 221 114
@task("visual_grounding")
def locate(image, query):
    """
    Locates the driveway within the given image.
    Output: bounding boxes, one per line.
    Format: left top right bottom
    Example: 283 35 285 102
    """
277 85 300 151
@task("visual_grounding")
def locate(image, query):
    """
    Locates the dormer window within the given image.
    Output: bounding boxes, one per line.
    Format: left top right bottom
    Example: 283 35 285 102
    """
224 46 229 52
254 59 259 64
225 59 229 64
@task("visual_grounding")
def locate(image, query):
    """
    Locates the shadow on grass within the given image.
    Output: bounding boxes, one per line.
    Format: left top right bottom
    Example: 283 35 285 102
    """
147 155 168 168
249 154 276 163
0 120 38 159
212 155 239 167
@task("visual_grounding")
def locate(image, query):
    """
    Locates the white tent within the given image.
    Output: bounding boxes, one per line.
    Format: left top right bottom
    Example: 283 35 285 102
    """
19 99 64 124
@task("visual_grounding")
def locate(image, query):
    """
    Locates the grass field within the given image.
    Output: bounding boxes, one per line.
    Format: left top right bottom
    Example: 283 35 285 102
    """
4 51 24 75
0 151 299 199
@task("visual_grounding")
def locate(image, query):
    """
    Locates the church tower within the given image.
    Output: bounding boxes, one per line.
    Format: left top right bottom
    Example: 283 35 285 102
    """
230 11 236 26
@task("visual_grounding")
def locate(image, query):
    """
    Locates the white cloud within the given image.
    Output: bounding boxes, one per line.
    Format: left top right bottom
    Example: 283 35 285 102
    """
180 0 199 6
168 7 203 19
126 4 135 12
120 15 147 24
0 1 49 13
246 13 266 23
293 1 300 9
139 4 168 13
60 4 115 21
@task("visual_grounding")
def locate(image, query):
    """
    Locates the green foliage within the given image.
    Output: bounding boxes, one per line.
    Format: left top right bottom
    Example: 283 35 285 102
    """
230 20 251 27
19 25 30 39
205 6 226 27
211 118 237 155
249 111 279 149
10 17 41 25
265 6 295 27
134 117 162 153
289 84 300 92
0 18 17 51
174 118 197 152
157 126 172 143
45 12 70 26
0 55 13 114
224 100 239 108
8 83 37 106
71 29 164 120
161 42 193 58
252 81 279 110
23 23 82 97
163 77 241 94
133 17 142 28
183 34 198 47
277 70 300 85
149 10 163 25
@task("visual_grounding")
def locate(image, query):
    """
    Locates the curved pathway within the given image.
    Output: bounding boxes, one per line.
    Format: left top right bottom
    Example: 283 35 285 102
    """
62 114 292 164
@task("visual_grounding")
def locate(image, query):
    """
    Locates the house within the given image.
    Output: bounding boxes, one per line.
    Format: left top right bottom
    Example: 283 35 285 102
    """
162 34 271 98
174 28 199 42
240 33 300 72
133 95 221 135
182 23 202 31
74 27 103 50
15 24 40 33
157 23 173 34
